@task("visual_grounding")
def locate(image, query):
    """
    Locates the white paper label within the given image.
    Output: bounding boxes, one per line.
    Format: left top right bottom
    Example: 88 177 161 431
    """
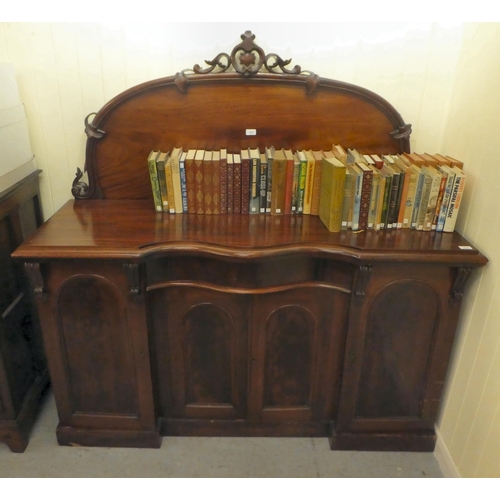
246 129 257 136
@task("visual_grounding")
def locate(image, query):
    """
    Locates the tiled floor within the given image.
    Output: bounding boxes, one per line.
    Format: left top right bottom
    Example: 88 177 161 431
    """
0 392 444 478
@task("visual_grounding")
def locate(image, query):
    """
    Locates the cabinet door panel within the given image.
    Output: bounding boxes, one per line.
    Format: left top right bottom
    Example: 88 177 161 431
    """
355 280 438 419
58 275 138 417
149 287 249 420
251 287 349 423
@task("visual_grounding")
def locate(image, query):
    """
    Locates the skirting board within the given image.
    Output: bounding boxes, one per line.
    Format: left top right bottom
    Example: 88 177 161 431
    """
434 425 461 478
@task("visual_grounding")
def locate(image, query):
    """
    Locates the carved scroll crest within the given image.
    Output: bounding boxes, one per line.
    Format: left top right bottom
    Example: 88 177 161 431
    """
390 123 412 140
175 30 319 94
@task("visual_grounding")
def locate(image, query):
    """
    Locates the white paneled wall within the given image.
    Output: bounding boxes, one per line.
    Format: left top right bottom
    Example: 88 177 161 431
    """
1 22 498 477
0 22 463 217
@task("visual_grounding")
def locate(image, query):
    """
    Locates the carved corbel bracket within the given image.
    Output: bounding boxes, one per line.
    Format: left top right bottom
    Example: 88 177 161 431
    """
123 263 141 298
353 265 372 299
175 30 319 95
24 262 46 296
450 267 473 303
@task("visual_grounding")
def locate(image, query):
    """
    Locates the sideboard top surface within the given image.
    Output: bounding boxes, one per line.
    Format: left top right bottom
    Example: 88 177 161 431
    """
12 200 487 265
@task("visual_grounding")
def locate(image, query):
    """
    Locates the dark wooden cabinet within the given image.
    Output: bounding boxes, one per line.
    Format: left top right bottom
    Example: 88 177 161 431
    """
0 171 49 452
12 33 488 452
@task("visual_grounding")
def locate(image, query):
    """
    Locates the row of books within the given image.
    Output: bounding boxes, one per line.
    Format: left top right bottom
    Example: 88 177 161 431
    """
147 146 466 234
319 148 466 233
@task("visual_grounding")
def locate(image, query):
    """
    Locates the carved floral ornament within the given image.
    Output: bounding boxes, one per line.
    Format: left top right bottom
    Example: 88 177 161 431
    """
174 30 320 94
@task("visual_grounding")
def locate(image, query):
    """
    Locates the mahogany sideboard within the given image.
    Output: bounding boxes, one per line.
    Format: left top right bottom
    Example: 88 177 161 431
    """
12 32 487 451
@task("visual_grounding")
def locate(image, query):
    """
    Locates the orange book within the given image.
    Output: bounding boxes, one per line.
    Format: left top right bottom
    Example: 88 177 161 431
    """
203 150 214 215
185 149 197 214
194 149 205 214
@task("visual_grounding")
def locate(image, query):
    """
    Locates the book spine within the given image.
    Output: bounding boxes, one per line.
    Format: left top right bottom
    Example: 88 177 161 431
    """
240 156 250 215
204 156 213 215
291 157 300 214
165 159 176 214
171 157 183 213
259 158 267 213
297 158 307 214
358 167 373 230
352 171 363 230
186 156 196 214
212 156 221 215
303 155 315 215
386 173 400 229
423 173 442 231
329 166 346 232
227 159 234 214
194 158 204 215
368 174 379 229
148 157 163 212
410 171 425 229
402 171 418 228
249 155 260 215
396 170 410 228
233 159 242 214
179 157 188 213
375 176 386 231
271 157 286 215
416 173 433 230
431 171 447 230
443 173 466 233
284 156 294 215
156 158 169 212
310 157 322 216
380 176 392 230
341 171 352 229
436 170 455 232
220 155 228 214
266 157 272 213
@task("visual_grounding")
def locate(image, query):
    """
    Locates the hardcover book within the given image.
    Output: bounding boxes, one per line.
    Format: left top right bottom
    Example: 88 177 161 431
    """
155 150 170 212
265 146 274 214
212 150 221 214
185 149 197 214
310 150 325 216
147 150 163 212
233 153 242 214
220 149 228 214
240 149 250 215
357 162 373 230
271 148 287 215
443 167 466 232
296 150 308 214
227 152 234 214
259 152 268 213
194 149 205 215
179 151 188 213
170 146 184 213
248 148 261 215
303 150 316 215
203 150 214 215
284 149 295 215
319 156 346 232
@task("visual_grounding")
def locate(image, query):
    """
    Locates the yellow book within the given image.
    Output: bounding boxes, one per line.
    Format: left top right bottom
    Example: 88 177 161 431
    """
170 146 184 213
165 151 176 214
303 150 316 215
319 156 346 232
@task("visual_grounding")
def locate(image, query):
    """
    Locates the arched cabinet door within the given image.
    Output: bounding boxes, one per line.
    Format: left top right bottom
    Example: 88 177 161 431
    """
148 286 250 422
249 287 349 426
334 263 463 451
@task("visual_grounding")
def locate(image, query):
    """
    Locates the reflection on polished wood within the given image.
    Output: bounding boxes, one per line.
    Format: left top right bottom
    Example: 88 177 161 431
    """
13 200 487 265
